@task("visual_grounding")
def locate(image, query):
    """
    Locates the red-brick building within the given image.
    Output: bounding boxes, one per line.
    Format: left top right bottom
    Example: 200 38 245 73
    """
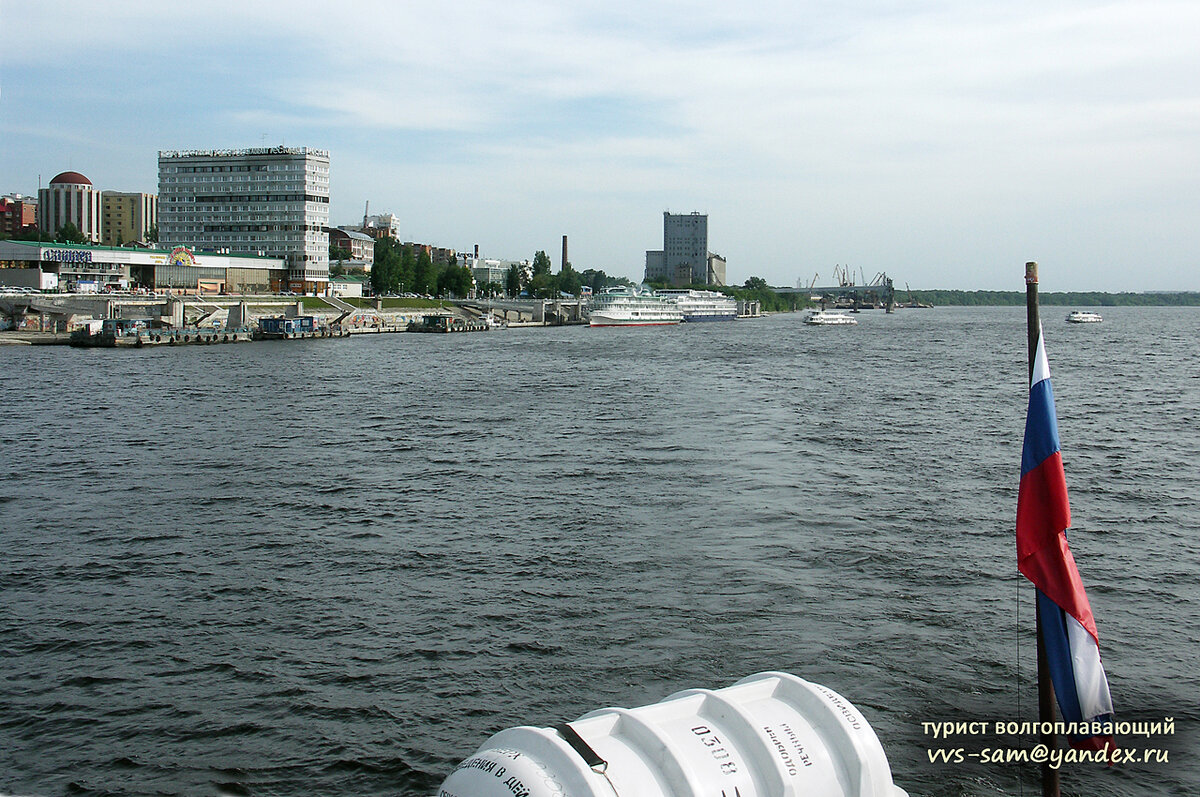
1 195 37 238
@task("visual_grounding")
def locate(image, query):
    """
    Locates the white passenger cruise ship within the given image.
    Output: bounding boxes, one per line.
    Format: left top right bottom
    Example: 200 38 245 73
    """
588 287 683 327
654 289 738 322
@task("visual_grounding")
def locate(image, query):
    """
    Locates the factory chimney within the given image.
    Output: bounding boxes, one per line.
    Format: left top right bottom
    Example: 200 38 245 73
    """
562 235 568 272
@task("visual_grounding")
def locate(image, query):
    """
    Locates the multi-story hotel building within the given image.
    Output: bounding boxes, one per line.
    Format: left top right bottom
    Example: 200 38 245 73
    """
158 147 330 292
101 191 157 245
38 172 102 243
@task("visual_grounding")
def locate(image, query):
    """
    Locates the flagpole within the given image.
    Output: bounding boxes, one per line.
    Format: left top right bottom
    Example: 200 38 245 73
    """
1025 261 1060 797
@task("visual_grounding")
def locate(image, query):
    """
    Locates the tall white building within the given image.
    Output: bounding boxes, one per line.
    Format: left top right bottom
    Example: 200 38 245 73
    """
664 211 707 283
39 171 102 243
158 147 330 291
646 211 723 286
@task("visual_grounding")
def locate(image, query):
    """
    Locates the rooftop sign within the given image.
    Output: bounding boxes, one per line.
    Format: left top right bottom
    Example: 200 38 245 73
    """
158 147 329 159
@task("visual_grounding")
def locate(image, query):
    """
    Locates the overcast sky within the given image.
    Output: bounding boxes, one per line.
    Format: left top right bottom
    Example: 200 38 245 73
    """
2 1 1197 290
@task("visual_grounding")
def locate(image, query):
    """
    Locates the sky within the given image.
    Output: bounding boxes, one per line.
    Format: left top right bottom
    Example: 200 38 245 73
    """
1 0 1198 291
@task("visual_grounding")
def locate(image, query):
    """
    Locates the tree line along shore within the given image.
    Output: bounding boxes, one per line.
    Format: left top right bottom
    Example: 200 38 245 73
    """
899 289 1200 306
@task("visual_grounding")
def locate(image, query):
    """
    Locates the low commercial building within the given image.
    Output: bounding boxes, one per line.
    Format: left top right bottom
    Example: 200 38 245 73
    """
330 227 374 270
0 239 285 293
466 256 528 289
329 274 367 298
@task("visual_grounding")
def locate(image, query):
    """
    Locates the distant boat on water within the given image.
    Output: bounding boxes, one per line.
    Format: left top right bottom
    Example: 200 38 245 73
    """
803 310 857 326
1066 310 1103 323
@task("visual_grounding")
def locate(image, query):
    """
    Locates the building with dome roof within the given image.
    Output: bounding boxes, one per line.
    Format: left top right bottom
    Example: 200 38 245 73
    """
38 171 101 243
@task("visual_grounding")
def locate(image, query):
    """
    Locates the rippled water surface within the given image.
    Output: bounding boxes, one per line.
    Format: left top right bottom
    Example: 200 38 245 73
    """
1 306 1197 796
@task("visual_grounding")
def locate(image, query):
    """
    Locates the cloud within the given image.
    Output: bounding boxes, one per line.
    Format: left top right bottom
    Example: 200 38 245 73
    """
2 0 1198 288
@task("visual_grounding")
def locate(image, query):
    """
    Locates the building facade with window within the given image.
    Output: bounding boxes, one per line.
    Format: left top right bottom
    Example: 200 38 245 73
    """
645 211 724 286
0 239 284 293
1 194 37 237
361 212 402 240
663 211 707 284
158 147 330 293
101 191 158 245
330 227 375 271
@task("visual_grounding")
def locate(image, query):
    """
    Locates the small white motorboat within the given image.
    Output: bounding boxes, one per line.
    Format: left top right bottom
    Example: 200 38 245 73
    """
804 310 857 326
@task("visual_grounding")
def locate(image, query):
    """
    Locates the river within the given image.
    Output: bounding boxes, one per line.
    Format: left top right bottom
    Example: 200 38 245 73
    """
1 305 1196 796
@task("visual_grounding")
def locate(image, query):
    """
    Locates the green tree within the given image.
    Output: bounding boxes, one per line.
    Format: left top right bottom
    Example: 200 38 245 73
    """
529 271 553 299
532 249 552 277
557 260 582 296
441 263 473 298
578 269 632 292
146 224 159 244
399 244 416 292
371 237 402 294
414 249 434 295
55 222 87 244
11 226 45 242
505 263 524 296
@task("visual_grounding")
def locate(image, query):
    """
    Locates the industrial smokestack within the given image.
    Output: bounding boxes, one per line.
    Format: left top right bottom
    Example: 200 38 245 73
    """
561 235 568 272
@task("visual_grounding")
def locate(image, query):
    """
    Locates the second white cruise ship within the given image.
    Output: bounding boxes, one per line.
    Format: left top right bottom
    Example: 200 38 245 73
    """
654 289 739 322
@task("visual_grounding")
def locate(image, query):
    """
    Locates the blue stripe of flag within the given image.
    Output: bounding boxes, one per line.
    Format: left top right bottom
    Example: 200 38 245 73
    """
1037 588 1084 724
1021 379 1061 476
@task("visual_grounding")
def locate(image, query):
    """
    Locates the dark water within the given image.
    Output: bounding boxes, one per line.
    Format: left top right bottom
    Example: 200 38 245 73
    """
1 306 1196 797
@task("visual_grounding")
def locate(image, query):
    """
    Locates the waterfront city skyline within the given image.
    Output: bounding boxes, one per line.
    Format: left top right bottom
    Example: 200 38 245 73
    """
2 1 1198 292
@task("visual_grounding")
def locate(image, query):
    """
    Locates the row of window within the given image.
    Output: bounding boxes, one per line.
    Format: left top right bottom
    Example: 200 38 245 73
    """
201 224 327 233
163 163 328 174
162 212 322 221
160 176 329 186
180 194 330 204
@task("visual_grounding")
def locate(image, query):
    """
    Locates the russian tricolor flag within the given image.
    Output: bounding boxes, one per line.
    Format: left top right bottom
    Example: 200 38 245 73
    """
1016 329 1115 754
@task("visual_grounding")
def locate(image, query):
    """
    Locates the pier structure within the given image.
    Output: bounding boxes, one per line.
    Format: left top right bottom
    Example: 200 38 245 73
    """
460 297 586 325
1 291 586 342
0 292 321 333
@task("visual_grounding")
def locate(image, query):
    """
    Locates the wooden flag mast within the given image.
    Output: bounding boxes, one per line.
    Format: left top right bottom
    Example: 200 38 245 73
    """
1025 261 1060 797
